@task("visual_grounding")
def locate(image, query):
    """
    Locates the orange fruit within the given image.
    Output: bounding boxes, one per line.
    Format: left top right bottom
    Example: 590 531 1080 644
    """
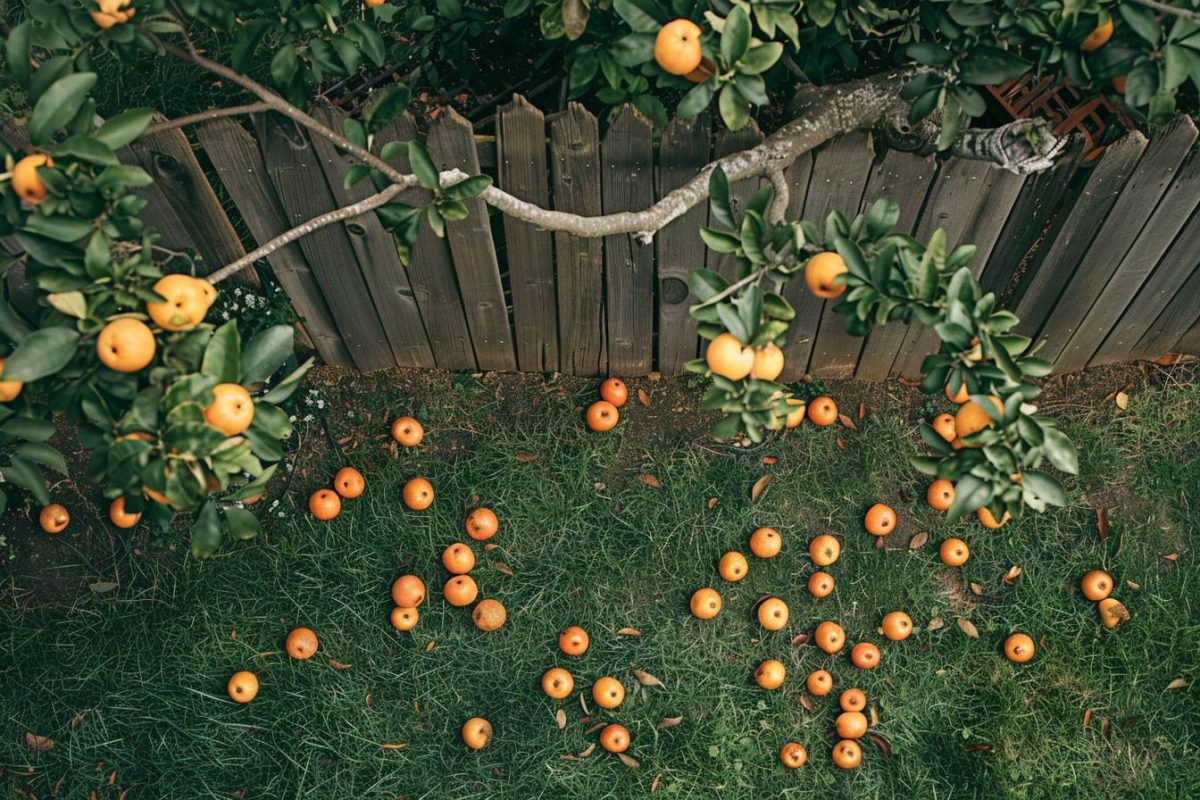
809 533 840 566
442 542 476 575
807 396 838 426
945 381 970 404
333 467 365 499
806 669 833 696
750 343 785 381
780 741 808 768
462 717 492 750
881 611 913 642
97 318 156 373
931 413 957 442
285 627 318 660
558 625 589 656
864 503 896 536
850 642 880 670
690 587 722 619
784 398 806 428
0 357 24 402
939 537 969 567
718 551 748 582
390 416 424 447
1098 597 1128 629
443 575 479 607
204 383 254 436
11 154 52 204
599 722 631 754
542 667 574 699
585 400 620 432
108 497 141 529
804 252 848 299
705 332 755 381
808 571 835 598
927 479 955 512
978 507 1010 529
955 396 1003 439
402 477 435 510
592 676 625 709
472 598 507 631
1111 75 1126 93
757 597 789 631
390 574 426 607
90 0 136 28
465 507 499 540
1004 632 1035 662
835 710 868 739
308 489 341 521
365 0 385 7
1080 569 1113 601
39 503 70 534
146 274 213 331
749 526 782 558
814 621 845 654
754 658 787 690
227 670 259 703
839 687 866 712
389 606 419 631
1081 17 1113 51
599 377 628 407
832 738 862 769
654 18 703 76
685 56 715 83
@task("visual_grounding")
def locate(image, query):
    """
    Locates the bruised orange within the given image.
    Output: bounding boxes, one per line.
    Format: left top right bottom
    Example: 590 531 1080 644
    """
1098 597 1127 629
285 627 318 660
978 507 1010 529
814 621 845 654
599 377 628 408
147 274 213 331
850 642 880 670
585 400 620 432
472 598 507 631
333 467 365 499
1081 17 1113 51
809 533 840 566
390 574 426 607
808 571 835 598
1080 569 1113 601
749 526 782 558
402 477 435 510
939 537 969 567
881 611 913 641
108 497 141 529
864 503 896 536
444 575 479 607
832 739 862 769
839 687 866 713
541 667 574 699
599 722 631 754
465 507 499 540
804 252 848 299
757 597 789 631
308 489 341 521
462 717 492 749
1004 632 1035 662
558 625 590 656
97 318 156 373
389 606 419 631
806 669 833 696
592 676 625 709
753 658 786 690
227 670 259 703
654 18 703 76
204 383 255 436
927 479 955 512
690 587 722 619
780 741 807 768
706 333 755 381
718 551 749 582
807 395 838 426
835 711 868 739
390 416 424 447
442 542 476 575
932 413 957 442
39 503 70 534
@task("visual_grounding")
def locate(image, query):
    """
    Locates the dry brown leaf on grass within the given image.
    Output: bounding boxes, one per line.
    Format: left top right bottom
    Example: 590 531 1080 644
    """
1163 552 1179 562
656 716 683 730
328 659 352 670
617 627 641 636
956 618 979 639
425 640 436 652
762 455 778 466
790 633 809 646
483 543 498 551
556 709 567 729
650 773 662 793
365 693 373 707
70 710 89 729
870 703 880 728
838 414 857 431
750 474 773 502
927 616 945 632
969 582 984 596
618 753 640 769
1126 580 1141 590
638 474 662 489
638 388 651 408
1101 718 1111 740
1003 566 1022 584
909 531 929 550
1166 678 1188 690
858 402 867 420
578 743 596 757
378 743 408 750
1096 507 1109 540
706 497 718 510
515 453 539 463
584 722 606 735
561 754 578 761
25 732 53 751
798 694 815 713
836 435 846 450
1083 708 1093 727
632 666 665 689
868 733 892 756
494 561 515 577
1115 391 1130 410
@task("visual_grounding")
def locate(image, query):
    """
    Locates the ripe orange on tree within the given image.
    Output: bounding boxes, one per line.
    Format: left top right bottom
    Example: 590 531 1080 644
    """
90 0 136 29
850 642 880 670
11 153 53 203
108 497 141 529
462 717 492 750
945 381 970 404
599 723 631 754
690 587 722 619
1081 569 1113 601
146 274 214 331
939 537 970 567
804 252 848 299
442 542 476 575
749 526 782 558
705 332 755 381
835 711 868 739
1004 632 1035 663
97 318 156 373
754 658 786 690
807 395 838 426
1098 597 1128 629
0 357 23 402
39 503 70 534
227 670 259 704
444 575 479 607
308 489 341 521
541 667 574 699
1081 17 1114 51
585 400 620 432
809 533 840 566
402 477 435 510
592 676 625 709
808 571 835 598
814 621 845 654
955 396 1003 439
473 598 507 631
832 738 862 769
285 627 318 660
599 377 628 407
927 479 955 511
784 398 806 428
978 507 1010 529
204 383 255 436
718 551 748 582
333 467 365 499
881 611 913 641
757 597 789 631
558 625 589 656
780 741 807 768
750 343 785 381
389 606 419 631
806 669 833 696
654 18 703 75
864 503 896 536
839 687 866 712
931 412 957 442
465 507 499 540
391 574 426 607
390 416 424 447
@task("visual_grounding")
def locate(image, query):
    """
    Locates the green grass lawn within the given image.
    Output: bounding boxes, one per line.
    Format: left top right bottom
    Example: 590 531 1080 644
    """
2 368 1198 799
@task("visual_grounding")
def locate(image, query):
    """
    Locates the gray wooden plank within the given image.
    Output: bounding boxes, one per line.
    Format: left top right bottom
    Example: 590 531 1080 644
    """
1039 117 1197 370
806 132 876 378
1174 316 1200 356
254 112 395 371
601 106 655 376
376 113 477 371
306 102 435 369
1059 146 1200 370
853 148 938 381
1012 132 1149 338
427 108 517 371
496 95 559 372
549 103 605 376
196 118 351 366
1128 237 1200 360
655 112 711 375
775 153 816 383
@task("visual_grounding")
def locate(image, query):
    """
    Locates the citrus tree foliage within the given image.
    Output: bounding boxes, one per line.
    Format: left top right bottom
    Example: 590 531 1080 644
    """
687 166 1079 525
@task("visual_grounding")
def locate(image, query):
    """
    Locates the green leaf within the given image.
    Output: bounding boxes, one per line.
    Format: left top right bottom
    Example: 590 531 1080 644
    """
201 321 241 383
190 501 223 558
0 416 56 442
15 441 68 475
240 325 294 386
504 0 532 16
442 174 492 201
762 293 795 321
738 43 782 75
1119 5 1161 47
721 6 751 64
408 140 440 190
708 167 734 230
613 0 662 33
688 269 729 302
45 291 87 319
260 358 313 405
946 474 993 522
2 455 49 504
906 41 952 66
224 506 262 540
53 135 119 166
231 20 272 72
4 20 32 90
29 73 97 146
363 84 411 131
958 46 1032 85
718 83 750 130
1022 470 1066 510
1042 427 1078 474
22 214 93 243
611 33 655 67
270 46 299 88
699 228 740 253
2 327 80 382
677 80 714 118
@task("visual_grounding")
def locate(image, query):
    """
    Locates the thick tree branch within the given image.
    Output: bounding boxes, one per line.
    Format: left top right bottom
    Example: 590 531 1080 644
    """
766 167 789 224
1129 0 1200 22
144 102 270 136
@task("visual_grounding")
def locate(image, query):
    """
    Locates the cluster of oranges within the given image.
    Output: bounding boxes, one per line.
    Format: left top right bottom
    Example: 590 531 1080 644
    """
307 466 366 520
585 378 628 432
225 625 321 705
539 627 634 757
1080 569 1129 629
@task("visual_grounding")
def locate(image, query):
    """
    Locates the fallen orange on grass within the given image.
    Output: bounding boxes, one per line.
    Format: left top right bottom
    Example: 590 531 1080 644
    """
472 599 507 631
749 526 782 558
690 588 722 619
308 489 341 521
402 477 435 510
599 377 628 408
285 627 318 660
465 507 499 541
462 717 492 749
109 497 141 529
754 658 786 690
391 574 426 607
809 533 840 566
391 416 424 447
558 625 589 656
39 503 70 534
592 676 625 709
599 722 631 754
227 671 259 703
444 575 479 607
333 467 365 499
864 503 896 536
780 741 807 768
389 606 418 631
757 597 789 631
585 400 620 432
542 667 574 699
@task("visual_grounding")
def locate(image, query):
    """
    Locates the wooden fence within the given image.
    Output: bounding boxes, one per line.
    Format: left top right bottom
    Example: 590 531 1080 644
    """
6 98 1200 379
